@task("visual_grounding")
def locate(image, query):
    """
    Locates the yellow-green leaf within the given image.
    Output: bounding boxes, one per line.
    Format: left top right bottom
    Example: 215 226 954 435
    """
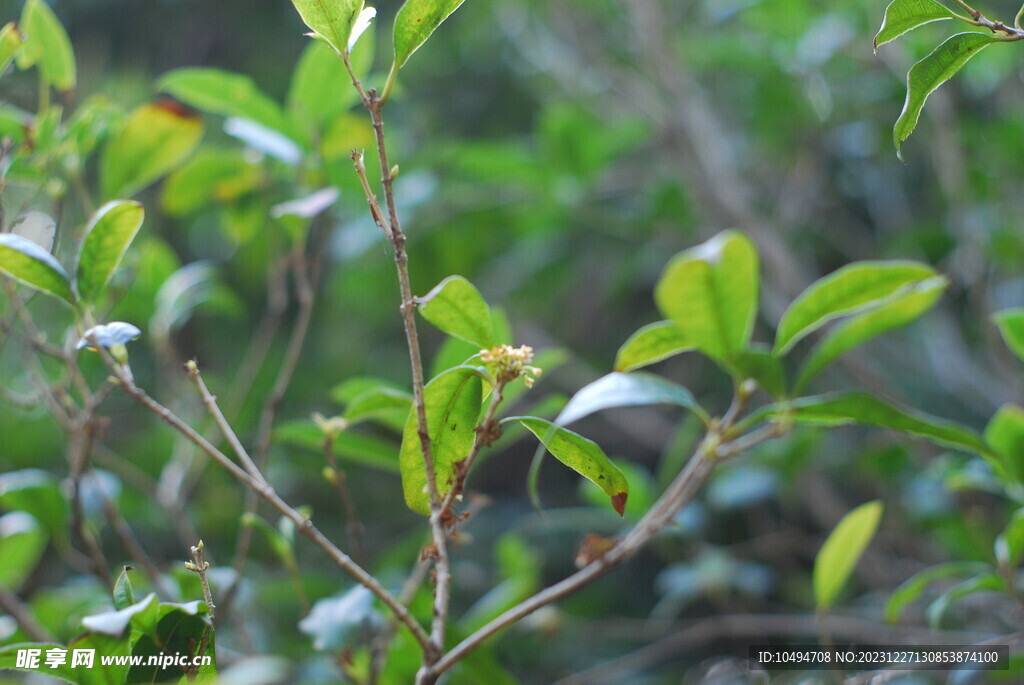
775 261 937 355
159 68 294 139
393 0 467 70
17 0 75 91
994 308 1024 363
513 417 628 516
400 366 484 516
419 275 494 349
654 230 759 362
0 22 24 77
0 233 75 304
614 320 693 372
100 102 204 200
75 200 145 302
894 32 997 161
795 276 947 391
814 501 884 610
874 0 960 51
290 0 364 56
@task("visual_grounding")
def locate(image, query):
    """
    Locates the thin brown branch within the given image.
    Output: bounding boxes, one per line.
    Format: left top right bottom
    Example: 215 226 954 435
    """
0 586 55 642
99 353 432 653
186 541 216 624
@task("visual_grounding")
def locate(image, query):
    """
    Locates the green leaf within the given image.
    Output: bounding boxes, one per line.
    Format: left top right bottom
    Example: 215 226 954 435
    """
874 0 960 51
556 371 708 427
113 566 135 611
128 601 215 682
994 308 1024 362
71 632 132 685
82 592 160 638
795 276 947 391
614 320 693 372
996 508 1024 570
100 102 204 200
774 261 937 355
288 34 373 129
774 391 993 457
393 0 467 71
885 561 988 623
159 68 294 138
418 275 494 349
400 366 484 516
17 0 75 91
331 376 407 404
0 643 78 684
730 345 787 399
894 32 997 161
241 513 295 568
290 0 364 56
0 512 46 590
926 573 1005 628
273 420 400 472
75 200 145 303
984 405 1024 484
0 470 69 543
0 22 24 77
0 233 75 304
814 500 883 610
654 230 759 363
343 386 413 430
512 417 629 516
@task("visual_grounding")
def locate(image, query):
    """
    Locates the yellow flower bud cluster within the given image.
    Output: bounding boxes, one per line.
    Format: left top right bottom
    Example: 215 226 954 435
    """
480 344 543 387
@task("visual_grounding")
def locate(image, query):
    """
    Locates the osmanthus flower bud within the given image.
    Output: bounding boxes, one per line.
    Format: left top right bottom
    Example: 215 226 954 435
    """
480 344 543 387
77 322 142 365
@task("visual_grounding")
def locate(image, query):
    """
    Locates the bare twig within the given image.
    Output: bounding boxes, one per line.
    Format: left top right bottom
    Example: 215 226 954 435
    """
99 352 433 653
186 541 216 623
0 586 55 642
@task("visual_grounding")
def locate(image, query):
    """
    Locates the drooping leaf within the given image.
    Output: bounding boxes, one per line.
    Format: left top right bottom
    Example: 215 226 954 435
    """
75 200 145 302
158 68 294 139
113 566 135 611
418 275 494 349
874 0 960 51
400 365 484 515
894 32 997 161
556 371 708 427
985 405 1024 484
774 261 937 355
926 573 1005 628
17 0 75 91
994 308 1024 363
795 276 947 391
614 320 693 372
512 417 629 516
0 233 75 304
885 561 988 623
393 0 467 71
290 0 364 56
771 391 992 457
100 102 204 199
814 500 884 610
654 230 759 363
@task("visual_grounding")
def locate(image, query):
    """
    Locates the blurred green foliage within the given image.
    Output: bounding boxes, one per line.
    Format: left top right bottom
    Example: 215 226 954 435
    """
0 0 1023 683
